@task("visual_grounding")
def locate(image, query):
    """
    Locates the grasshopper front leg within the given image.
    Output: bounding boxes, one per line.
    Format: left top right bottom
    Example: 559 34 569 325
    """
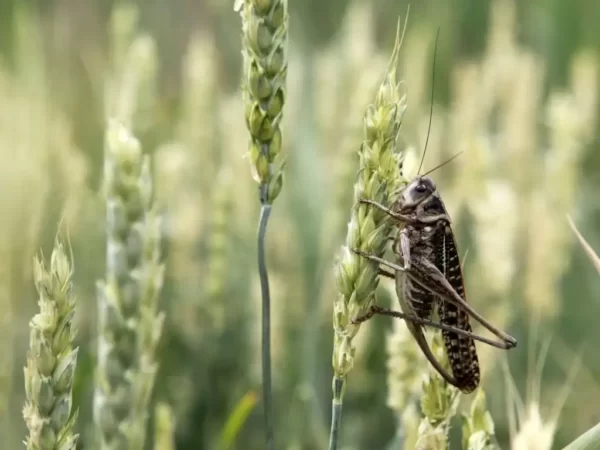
378 268 396 279
359 199 449 225
400 229 411 270
352 248 406 272
358 199 414 222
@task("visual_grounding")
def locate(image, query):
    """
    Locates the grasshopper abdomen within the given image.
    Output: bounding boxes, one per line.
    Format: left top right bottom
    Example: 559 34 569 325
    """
436 223 480 392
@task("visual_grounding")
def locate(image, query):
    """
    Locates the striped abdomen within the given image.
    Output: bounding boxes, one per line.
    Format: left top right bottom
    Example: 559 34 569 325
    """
405 279 435 320
435 224 480 393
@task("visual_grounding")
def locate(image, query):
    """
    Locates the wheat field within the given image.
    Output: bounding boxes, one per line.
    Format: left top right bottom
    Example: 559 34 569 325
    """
0 0 599 449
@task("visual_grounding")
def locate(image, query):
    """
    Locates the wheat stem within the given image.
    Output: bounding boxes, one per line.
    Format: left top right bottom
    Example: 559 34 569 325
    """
328 377 344 450
257 203 273 447
237 0 289 447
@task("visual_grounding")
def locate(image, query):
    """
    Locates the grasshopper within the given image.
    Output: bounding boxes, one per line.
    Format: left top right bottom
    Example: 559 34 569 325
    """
351 29 516 393
350 29 516 393
351 172 517 393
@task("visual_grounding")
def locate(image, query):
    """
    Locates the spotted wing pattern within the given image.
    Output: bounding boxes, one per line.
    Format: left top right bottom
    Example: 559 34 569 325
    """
435 224 480 393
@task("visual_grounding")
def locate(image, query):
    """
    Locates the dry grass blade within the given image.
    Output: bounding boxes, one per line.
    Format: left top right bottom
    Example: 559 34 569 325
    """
562 423 600 450
218 391 259 450
567 215 600 275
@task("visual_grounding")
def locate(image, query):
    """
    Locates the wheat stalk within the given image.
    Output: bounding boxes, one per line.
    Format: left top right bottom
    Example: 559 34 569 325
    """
237 0 289 447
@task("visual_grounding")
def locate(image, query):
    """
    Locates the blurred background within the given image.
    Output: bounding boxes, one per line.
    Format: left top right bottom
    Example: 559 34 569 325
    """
0 0 599 449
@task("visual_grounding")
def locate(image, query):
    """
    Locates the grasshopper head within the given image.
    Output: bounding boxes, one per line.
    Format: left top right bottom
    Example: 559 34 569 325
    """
397 176 437 210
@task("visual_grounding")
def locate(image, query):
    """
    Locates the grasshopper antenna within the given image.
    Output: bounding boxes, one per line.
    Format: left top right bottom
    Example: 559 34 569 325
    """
417 28 441 176
421 150 464 177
